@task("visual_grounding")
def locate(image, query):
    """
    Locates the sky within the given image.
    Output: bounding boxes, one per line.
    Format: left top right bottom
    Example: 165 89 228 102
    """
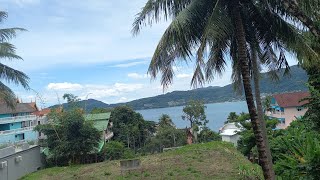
0 0 298 108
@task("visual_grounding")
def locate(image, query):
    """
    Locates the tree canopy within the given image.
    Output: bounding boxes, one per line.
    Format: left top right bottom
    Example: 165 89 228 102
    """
35 108 101 165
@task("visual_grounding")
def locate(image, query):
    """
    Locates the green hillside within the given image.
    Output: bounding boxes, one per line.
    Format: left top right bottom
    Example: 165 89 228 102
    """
21 142 262 180
51 65 308 111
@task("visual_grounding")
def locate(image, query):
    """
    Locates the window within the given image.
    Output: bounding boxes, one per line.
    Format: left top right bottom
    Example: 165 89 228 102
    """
278 118 285 124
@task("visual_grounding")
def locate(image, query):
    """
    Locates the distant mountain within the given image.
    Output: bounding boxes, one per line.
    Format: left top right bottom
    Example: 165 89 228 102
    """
50 65 308 111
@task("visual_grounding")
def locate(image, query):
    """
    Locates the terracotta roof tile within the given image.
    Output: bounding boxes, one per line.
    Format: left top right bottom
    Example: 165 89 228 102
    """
273 92 310 107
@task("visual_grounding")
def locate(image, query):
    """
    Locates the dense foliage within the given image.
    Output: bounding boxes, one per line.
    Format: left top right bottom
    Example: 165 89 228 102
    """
225 112 278 157
109 106 156 152
103 141 135 160
35 109 101 165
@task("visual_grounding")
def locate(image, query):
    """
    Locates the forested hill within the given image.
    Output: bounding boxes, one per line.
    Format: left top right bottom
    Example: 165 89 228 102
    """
51 65 308 111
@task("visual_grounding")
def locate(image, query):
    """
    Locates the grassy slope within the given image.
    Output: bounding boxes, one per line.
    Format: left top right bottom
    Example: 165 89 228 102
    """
21 142 262 180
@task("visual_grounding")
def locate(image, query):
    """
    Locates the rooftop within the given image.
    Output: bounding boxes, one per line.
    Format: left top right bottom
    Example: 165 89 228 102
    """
219 122 243 136
85 112 111 131
273 92 310 107
0 102 38 115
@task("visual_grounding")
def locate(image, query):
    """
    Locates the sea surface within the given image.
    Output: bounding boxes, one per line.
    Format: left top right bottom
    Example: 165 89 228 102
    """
137 101 248 132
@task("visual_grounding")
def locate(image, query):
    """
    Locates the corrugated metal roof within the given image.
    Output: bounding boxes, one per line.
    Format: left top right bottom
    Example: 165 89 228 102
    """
85 113 111 131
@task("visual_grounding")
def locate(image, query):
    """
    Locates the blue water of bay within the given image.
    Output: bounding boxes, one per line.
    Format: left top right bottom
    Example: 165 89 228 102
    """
137 101 248 132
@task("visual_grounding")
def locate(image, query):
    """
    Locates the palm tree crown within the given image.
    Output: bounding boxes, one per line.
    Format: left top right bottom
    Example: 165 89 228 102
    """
0 11 29 107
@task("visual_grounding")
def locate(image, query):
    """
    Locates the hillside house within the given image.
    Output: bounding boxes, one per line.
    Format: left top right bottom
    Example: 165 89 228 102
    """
219 122 243 146
0 102 40 145
85 112 113 152
265 92 309 129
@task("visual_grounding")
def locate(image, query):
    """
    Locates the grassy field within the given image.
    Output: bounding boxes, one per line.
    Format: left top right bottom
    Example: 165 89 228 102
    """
21 142 262 180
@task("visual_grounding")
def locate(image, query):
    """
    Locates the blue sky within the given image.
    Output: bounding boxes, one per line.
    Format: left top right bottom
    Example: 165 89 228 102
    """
1 0 298 108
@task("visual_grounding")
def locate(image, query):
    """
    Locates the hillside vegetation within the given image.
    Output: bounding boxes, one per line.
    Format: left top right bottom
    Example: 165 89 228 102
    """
21 142 262 180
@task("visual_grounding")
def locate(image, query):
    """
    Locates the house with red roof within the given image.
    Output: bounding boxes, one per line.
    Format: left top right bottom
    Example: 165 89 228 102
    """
265 92 310 129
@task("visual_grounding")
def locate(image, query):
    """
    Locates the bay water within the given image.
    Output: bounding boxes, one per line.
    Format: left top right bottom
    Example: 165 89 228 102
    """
137 101 248 132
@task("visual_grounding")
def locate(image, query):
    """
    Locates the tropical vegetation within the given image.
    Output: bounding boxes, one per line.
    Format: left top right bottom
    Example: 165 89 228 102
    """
132 0 319 178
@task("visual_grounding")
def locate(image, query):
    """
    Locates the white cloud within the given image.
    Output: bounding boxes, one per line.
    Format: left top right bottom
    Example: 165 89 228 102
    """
47 82 83 91
110 60 149 68
128 73 149 79
117 97 128 103
177 73 193 79
113 83 144 92
44 82 144 103
4 0 40 6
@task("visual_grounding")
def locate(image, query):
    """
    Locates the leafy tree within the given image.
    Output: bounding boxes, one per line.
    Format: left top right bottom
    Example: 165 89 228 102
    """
103 141 135 160
182 100 208 128
35 108 101 165
110 106 156 151
182 100 208 143
0 11 29 107
198 127 221 143
226 112 239 123
143 125 187 153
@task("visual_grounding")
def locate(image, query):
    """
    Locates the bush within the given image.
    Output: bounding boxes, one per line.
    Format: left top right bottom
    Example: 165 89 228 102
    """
103 141 136 160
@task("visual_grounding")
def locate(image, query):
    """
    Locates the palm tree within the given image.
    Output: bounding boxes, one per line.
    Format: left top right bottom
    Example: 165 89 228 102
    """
227 112 238 123
159 114 175 127
0 11 29 107
132 0 316 179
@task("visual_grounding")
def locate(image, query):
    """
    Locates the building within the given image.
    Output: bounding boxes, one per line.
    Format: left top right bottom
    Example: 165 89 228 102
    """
0 143 43 180
0 102 39 145
219 122 243 146
265 92 309 129
84 112 113 152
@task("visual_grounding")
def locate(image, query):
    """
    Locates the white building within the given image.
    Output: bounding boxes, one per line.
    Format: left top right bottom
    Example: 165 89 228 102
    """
219 123 243 146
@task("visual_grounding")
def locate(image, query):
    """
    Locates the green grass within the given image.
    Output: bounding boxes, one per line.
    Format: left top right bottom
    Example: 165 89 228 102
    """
21 142 262 180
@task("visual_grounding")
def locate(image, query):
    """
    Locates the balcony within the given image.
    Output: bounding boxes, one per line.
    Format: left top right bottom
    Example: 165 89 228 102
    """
0 115 37 125
0 126 35 135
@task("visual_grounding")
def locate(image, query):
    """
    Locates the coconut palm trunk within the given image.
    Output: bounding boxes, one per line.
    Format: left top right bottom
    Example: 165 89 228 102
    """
232 4 275 180
251 48 275 176
281 0 320 38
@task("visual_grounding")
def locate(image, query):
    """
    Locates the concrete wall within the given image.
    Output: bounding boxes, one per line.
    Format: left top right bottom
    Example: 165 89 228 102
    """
221 135 241 146
0 146 42 180
0 130 38 144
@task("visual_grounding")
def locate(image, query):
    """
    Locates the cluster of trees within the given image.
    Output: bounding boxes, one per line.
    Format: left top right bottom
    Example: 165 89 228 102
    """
133 0 319 179
108 100 220 157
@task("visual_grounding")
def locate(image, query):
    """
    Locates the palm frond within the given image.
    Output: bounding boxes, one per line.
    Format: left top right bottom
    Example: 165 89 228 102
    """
132 0 192 35
0 11 7 23
148 0 215 88
0 28 26 42
0 63 29 89
0 81 16 108
0 42 23 60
